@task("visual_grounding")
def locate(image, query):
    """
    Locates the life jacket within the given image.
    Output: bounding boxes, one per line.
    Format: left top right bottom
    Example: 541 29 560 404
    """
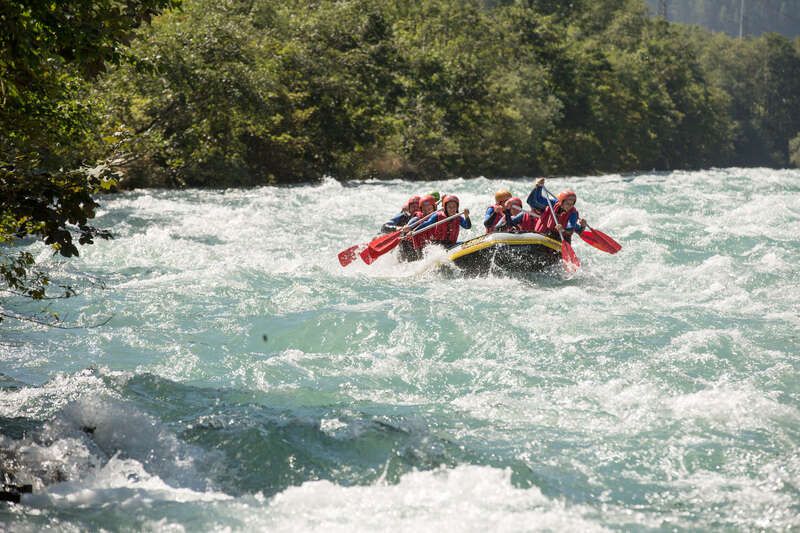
484 204 504 233
535 201 576 240
492 210 535 233
512 211 538 233
411 210 436 250
431 210 462 245
488 209 509 233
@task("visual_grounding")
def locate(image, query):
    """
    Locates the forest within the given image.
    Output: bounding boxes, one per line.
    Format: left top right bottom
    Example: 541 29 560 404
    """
2 0 800 295
90 0 800 187
4 0 800 193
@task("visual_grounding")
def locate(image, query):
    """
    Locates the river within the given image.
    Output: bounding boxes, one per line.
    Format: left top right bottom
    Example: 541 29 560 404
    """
1 168 799 530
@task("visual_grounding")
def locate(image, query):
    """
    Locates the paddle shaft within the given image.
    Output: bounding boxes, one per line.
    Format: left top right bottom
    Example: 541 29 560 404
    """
540 184 622 258
541 186 568 242
407 210 466 238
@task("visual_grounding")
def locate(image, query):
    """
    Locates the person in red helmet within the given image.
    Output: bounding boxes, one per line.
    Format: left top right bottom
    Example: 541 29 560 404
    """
527 178 586 242
399 194 439 261
484 188 512 233
412 194 471 248
497 196 538 233
381 195 420 234
405 195 438 228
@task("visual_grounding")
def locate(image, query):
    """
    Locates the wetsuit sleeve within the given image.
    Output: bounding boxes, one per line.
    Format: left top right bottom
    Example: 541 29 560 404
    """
526 186 550 211
509 211 524 227
415 212 439 230
381 212 406 233
565 211 584 233
483 206 498 229
460 215 472 229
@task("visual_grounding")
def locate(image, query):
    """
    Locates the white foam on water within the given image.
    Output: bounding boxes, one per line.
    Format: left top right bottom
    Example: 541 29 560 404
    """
665 381 799 432
751 248 793 272
258 465 607 532
23 455 230 507
5 169 800 531
0 369 114 419
666 464 800 530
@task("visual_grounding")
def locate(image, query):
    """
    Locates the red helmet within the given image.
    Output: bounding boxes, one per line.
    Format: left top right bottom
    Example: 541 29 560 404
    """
504 197 523 210
442 195 459 209
405 195 421 211
419 195 436 210
557 189 576 203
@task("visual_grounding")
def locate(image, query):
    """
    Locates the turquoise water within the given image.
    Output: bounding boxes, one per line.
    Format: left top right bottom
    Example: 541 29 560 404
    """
1 169 799 531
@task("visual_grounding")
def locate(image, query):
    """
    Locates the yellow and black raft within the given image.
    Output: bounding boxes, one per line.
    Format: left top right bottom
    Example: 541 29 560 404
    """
441 232 563 276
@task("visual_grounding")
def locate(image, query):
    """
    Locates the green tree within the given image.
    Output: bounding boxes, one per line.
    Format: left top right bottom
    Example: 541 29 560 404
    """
1 0 177 316
692 30 800 166
88 0 797 183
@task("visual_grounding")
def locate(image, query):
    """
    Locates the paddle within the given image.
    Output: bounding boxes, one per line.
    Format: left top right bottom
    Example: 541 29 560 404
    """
339 216 427 267
338 244 363 267
580 225 621 254
338 196 442 267
355 216 430 265
541 186 580 271
360 210 466 265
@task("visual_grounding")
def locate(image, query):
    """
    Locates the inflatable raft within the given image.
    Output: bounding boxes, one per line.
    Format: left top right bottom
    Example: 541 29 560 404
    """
441 232 563 276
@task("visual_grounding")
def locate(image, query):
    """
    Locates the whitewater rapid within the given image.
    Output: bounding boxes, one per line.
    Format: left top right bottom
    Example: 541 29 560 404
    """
1 168 799 530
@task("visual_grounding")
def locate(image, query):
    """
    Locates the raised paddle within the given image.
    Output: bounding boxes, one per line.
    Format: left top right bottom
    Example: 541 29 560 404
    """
541 186 580 271
360 211 466 265
539 186 620 255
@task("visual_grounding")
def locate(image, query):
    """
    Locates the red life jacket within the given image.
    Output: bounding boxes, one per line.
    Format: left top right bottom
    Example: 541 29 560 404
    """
485 204 504 234
535 202 576 238
411 210 436 250
431 210 462 245
514 212 538 233
493 209 538 233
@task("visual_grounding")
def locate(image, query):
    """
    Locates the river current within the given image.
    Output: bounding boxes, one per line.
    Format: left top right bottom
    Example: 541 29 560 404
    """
1 168 799 531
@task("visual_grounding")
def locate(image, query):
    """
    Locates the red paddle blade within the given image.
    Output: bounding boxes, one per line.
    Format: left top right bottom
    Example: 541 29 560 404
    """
370 233 401 255
338 244 361 267
561 241 581 272
579 229 621 254
367 230 401 250
360 234 402 264
588 228 621 254
359 245 379 265
579 231 616 254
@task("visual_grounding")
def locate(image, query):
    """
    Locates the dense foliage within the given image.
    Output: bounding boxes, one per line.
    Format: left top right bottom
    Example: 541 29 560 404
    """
93 0 800 187
1 0 177 308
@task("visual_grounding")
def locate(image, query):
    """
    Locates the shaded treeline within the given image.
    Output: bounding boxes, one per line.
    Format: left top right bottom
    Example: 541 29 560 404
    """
4 0 800 193
93 0 800 187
